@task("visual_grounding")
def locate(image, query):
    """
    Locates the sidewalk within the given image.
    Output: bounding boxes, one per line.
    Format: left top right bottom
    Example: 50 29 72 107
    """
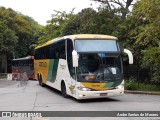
0 80 18 88
0 79 28 88
125 90 160 95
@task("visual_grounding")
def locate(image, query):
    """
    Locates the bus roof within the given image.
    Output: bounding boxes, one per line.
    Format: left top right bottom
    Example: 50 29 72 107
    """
35 34 118 49
12 56 34 61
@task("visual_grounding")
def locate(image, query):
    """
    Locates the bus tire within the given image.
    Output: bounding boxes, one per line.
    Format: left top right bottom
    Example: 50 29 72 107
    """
39 75 45 87
37 74 40 85
61 82 68 98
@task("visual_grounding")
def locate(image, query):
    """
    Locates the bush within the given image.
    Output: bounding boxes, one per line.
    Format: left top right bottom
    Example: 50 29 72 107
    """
125 77 160 91
125 77 137 90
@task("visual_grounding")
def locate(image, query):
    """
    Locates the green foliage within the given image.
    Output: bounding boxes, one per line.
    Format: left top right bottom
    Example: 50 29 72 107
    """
76 8 98 34
0 7 42 72
39 7 122 44
129 0 160 83
38 10 77 44
141 47 160 83
92 0 135 21
125 80 160 91
0 21 18 53
132 0 160 47
36 0 160 84
125 77 137 90
0 7 42 57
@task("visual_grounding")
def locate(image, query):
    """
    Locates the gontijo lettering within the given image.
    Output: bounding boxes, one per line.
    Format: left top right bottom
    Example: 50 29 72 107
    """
39 62 47 67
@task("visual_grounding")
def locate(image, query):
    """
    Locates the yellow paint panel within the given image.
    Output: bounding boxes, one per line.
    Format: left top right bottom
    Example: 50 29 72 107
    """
71 34 117 40
81 82 113 90
34 59 50 84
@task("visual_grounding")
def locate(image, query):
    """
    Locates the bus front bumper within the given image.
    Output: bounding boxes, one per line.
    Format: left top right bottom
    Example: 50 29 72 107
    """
76 87 124 100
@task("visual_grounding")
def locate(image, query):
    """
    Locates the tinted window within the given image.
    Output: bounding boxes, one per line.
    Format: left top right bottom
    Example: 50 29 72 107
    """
56 40 66 59
34 39 66 60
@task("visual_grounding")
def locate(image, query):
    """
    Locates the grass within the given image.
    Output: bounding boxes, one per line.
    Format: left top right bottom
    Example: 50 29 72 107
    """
125 80 160 91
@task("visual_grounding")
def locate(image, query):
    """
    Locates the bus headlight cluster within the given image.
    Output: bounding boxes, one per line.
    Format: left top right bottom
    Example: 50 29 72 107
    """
116 84 124 89
78 87 91 91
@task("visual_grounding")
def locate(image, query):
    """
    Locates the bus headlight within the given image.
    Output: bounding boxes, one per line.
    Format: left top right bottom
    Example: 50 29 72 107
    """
78 87 91 91
116 84 124 89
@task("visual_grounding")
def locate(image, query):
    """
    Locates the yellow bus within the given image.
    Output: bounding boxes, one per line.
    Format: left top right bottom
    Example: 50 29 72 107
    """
34 34 133 99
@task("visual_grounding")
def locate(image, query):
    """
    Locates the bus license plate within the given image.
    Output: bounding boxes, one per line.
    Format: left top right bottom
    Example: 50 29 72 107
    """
100 93 107 96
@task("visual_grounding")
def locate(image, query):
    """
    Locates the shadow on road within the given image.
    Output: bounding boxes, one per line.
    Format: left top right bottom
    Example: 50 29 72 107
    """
77 97 120 103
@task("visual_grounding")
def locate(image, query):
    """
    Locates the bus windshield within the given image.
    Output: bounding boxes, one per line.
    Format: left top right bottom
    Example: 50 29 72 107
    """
76 53 123 82
75 40 118 53
75 40 123 82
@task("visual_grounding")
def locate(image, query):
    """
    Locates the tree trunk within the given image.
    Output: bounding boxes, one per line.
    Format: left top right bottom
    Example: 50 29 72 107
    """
1 53 7 73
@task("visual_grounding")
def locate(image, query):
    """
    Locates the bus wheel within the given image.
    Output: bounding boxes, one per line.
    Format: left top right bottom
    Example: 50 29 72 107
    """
61 82 68 98
39 75 45 87
38 74 41 85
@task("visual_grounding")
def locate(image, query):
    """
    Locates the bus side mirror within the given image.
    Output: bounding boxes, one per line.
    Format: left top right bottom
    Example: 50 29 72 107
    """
123 49 133 64
72 50 78 67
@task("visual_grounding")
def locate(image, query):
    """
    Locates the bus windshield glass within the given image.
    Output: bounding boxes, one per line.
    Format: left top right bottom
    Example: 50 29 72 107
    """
75 40 118 53
75 40 123 82
76 53 123 82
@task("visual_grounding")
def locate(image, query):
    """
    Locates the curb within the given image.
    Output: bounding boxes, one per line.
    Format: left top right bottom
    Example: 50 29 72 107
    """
124 90 160 95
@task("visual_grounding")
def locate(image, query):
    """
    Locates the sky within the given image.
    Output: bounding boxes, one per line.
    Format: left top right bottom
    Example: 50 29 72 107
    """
0 0 100 25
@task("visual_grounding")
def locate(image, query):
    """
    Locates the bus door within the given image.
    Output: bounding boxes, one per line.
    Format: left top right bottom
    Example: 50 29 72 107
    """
66 39 76 95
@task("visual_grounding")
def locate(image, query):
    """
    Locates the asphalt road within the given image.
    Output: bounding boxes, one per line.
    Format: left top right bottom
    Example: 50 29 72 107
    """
0 80 159 120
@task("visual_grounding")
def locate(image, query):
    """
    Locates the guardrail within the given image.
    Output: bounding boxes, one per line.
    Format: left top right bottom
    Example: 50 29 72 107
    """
0 73 28 87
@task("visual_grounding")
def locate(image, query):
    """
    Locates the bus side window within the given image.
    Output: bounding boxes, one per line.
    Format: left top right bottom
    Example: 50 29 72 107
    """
50 44 55 59
56 40 66 59
55 47 59 59
45 46 50 59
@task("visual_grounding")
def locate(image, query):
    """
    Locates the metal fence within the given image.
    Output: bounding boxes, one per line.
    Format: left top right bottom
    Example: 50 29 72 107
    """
123 65 150 83
0 73 28 87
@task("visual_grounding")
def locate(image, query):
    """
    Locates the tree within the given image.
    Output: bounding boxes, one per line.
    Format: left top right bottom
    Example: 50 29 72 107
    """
131 0 160 83
92 0 137 20
0 21 18 72
38 10 77 44
141 46 160 83
0 7 42 72
0 7 42 57
39 7 122 43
